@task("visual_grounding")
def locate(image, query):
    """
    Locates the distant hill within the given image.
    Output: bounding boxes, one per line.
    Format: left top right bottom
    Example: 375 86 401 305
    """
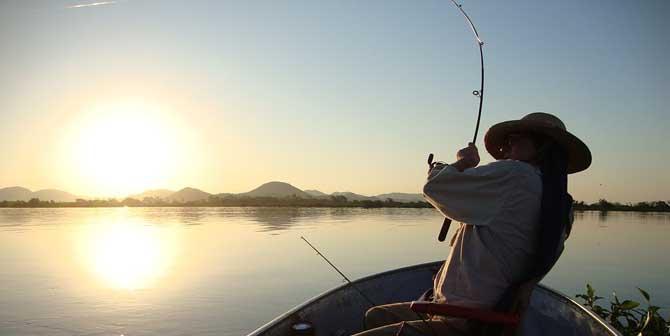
32 189 77 202
129 189 174 200
304 189 329 198
375 193 424 203
331 191 378 201
240 181 311 198
0 187 33 201
0 187 76 202
166 187 212 202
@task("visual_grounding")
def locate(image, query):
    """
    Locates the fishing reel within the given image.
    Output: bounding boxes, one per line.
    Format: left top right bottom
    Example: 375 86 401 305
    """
427 153 447 170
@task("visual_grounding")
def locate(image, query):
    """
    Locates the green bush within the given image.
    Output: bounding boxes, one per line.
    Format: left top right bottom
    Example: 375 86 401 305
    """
576 284 669 335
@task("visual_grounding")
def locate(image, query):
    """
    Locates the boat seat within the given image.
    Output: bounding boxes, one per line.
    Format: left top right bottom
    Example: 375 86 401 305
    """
410 278 537 336
409 301 520 328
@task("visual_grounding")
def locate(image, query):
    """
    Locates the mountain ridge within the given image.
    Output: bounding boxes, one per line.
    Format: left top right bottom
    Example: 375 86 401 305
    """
331 191 377 201
0 183 423 203
239 181 312 198
166 187 212 202
0 186 77 202
129 189 175 200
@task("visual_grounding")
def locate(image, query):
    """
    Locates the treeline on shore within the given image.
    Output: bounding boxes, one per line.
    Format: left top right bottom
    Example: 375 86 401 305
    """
572 199 670 212
0 195 431 209
1 196 669 212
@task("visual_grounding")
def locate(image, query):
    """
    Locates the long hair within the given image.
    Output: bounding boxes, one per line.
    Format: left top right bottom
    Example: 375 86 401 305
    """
533 142 571 278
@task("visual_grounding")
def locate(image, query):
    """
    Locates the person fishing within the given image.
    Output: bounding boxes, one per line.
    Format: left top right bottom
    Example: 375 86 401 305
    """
354 112 592 336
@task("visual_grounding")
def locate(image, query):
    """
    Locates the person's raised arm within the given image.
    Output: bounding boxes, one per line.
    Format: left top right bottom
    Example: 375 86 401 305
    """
424 144 515 226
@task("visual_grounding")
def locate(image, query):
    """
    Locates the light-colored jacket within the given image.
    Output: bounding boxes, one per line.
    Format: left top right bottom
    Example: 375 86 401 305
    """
423 160 543 308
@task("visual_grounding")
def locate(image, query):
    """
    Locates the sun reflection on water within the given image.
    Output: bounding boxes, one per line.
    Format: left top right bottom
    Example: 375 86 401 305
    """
80 218 177 290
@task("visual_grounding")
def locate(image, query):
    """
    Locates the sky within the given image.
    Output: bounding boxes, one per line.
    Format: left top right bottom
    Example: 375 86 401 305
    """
0 0 668 202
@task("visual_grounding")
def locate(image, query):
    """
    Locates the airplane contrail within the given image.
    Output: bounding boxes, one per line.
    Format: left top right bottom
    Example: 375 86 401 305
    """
67 1 118 9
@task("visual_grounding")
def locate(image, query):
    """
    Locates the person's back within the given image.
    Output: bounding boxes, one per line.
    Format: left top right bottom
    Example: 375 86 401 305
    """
425 160 543 308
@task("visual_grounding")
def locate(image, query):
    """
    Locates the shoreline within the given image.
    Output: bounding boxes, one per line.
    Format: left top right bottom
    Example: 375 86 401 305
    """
0 202 668 213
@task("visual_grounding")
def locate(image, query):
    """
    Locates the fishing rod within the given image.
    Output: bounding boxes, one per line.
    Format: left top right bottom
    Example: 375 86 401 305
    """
300 236 377 307
300 236 437 336
430 0 485 242
452 0 485 144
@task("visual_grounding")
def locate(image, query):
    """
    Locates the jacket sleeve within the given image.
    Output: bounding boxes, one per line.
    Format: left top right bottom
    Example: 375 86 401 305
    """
423 161 516 226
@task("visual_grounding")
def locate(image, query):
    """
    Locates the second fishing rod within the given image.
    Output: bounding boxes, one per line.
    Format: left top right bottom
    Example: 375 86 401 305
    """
300 237 438 336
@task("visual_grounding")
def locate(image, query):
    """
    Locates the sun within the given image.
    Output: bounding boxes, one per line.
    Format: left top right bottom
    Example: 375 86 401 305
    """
67 101 185 197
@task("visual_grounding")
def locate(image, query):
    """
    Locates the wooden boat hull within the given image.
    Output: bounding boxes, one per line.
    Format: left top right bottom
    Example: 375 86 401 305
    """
248 261 620 336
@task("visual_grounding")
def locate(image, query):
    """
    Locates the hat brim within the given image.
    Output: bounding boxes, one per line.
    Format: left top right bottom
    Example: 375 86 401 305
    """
484 120 592 174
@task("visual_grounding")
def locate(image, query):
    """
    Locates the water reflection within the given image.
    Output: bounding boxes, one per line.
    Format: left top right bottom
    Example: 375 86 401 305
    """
0 208 669 336
0 208 39 230
78 217 178 290
598 210 609 221
244 207 317 232
173 208 207 225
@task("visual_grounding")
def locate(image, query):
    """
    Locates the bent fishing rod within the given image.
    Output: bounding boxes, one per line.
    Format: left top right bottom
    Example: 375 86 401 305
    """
430 0 485 242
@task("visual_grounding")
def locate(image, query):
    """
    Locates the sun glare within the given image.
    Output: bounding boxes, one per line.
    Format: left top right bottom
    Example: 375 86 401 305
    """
81 217 177 290
67 101 186 196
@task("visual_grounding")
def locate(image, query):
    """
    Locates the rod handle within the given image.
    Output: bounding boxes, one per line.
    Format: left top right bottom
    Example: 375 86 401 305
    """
438 218 452 242
427 153 451 242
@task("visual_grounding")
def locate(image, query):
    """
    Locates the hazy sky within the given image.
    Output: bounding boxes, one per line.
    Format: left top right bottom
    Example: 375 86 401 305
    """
1 0 668 202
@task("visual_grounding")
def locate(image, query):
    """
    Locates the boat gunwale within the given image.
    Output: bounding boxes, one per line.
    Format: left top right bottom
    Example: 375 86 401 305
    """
533 283 621 335
247 261 621 336
247 261 439 336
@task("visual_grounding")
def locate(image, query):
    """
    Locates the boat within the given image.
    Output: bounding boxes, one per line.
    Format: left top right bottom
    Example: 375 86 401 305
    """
248 261 621 336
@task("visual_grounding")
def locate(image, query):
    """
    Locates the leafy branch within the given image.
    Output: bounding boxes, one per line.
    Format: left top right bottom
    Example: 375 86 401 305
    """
576 284 669 335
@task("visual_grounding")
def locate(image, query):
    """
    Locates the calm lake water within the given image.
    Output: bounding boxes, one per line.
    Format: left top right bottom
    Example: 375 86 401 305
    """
0 207 668 335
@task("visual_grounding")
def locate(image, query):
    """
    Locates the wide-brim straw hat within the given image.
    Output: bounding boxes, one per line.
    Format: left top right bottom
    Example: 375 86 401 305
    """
484 112 591 174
